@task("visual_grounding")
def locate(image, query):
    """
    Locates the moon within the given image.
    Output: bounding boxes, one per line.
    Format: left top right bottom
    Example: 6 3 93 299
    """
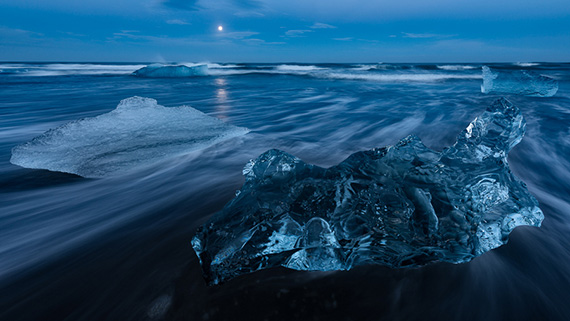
218 25 223 31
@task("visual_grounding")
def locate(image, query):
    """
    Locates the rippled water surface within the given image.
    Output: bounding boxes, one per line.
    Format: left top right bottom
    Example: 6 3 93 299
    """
1 62 569 321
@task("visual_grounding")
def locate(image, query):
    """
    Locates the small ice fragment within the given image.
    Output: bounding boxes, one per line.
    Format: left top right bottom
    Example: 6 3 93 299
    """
481 66 558 97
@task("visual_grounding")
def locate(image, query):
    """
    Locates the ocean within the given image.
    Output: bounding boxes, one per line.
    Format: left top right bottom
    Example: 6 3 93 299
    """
1 62 569 320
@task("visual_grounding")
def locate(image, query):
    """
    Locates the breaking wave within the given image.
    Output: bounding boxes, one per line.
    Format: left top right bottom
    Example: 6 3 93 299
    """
515 62 541 67
318 72 482 82
0 63 146 76
275 65 328 71
0 62 487 83
437 65 478 71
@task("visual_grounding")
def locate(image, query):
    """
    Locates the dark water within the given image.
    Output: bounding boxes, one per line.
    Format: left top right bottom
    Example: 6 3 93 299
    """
1 62 569 320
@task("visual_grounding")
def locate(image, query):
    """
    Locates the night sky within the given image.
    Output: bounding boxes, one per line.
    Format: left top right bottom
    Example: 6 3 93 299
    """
0 0 569 62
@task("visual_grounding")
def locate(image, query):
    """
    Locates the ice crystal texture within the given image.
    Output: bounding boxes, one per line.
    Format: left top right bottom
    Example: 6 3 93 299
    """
481 66 558 97
11 97 249 177
192 98 543 285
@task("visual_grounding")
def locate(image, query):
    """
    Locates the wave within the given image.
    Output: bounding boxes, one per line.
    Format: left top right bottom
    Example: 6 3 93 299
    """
206 63 242 69
515 62 540 67
204 69 261 76
1 63 145 76
317 72 482 82
202 68 481 82
437 65 478 71
275 65 328 72
348 63 411 71
1 63 484 83
0 63 238 77
206 65 327 76
350 64 378 71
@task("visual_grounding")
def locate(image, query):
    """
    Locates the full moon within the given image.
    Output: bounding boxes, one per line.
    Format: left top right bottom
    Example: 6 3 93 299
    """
217 25 223 31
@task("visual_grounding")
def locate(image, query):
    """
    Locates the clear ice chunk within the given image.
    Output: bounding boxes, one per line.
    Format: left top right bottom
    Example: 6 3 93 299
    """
192 98 543 285
481 66 558 97
132 64 208 77
10 97 249 177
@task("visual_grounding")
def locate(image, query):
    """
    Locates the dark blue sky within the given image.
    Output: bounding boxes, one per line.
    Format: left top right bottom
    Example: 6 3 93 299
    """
1 0 568 62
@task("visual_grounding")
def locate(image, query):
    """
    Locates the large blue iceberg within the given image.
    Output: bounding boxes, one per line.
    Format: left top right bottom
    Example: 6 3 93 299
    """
481 66 558 97
192 98 543 285
132 64 208 77
10 97 249 177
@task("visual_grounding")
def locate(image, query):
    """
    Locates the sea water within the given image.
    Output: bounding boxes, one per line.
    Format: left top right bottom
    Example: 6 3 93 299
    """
1 62 569 320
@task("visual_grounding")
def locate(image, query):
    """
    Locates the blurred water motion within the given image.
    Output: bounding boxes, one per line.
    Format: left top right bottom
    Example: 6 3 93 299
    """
1 63 569 320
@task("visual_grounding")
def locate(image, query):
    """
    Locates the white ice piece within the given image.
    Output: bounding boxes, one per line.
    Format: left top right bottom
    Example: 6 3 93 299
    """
11 97 249 177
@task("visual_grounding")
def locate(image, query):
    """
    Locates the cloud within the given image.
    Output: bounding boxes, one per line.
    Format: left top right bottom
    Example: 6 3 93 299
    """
333 37 378 43
109 28 284 50
107 30 209 47
0 26 44 46
162 0 263 11
0 26 43 38
112 28 262 45
166 19 190 25
218 31 259 39
357 38 379 43
110 30 143 40
260 0 570 21
234 11 265 17
233 0 264 9
284 29 313 37
402 32 453 39
161 0 200 10
60 31 87 37
311 22 336 29
243 38 285 45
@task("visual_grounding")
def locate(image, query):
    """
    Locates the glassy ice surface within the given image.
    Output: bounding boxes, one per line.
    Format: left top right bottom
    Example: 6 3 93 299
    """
10 97 249 177
132 64 208 77
481 66 558 97
193 98 543 285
